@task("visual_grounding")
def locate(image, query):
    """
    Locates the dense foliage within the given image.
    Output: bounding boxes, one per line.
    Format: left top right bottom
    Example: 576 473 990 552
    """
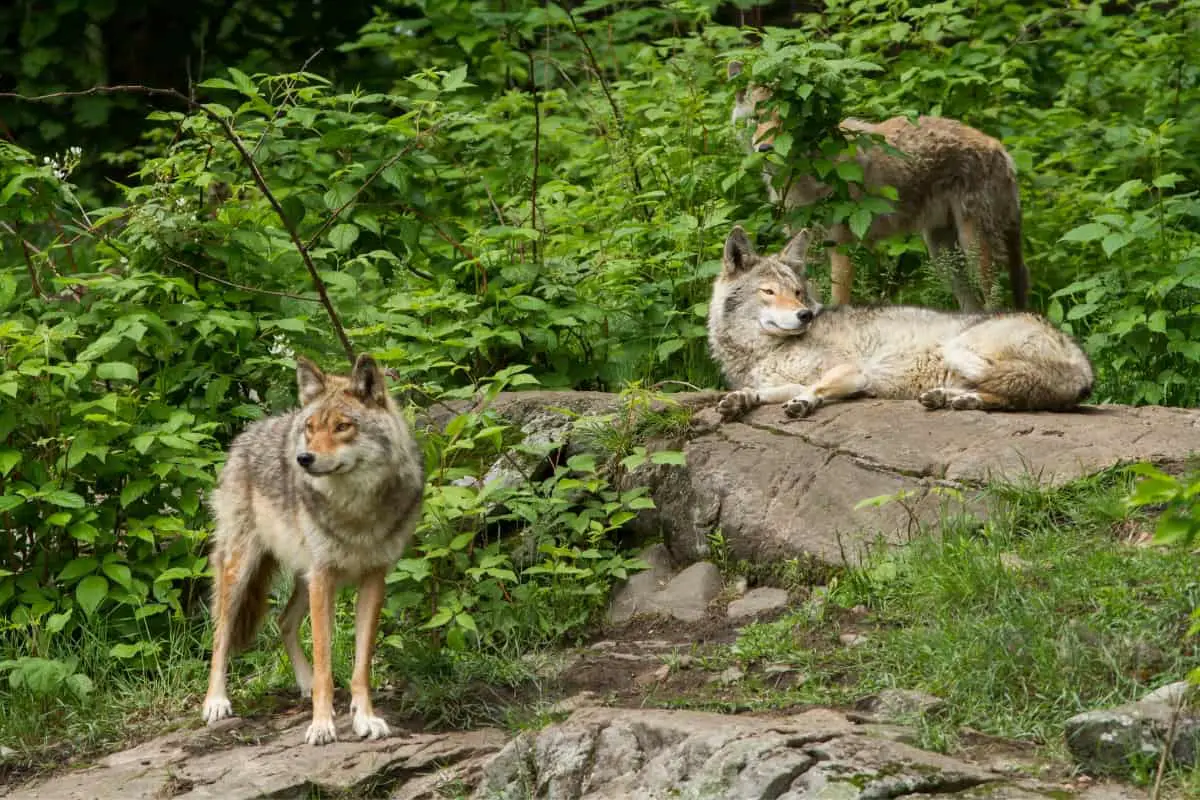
2 0 1199 763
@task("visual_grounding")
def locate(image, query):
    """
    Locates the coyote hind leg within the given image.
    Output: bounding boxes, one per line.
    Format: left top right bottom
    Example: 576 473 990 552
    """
918 387 1012 411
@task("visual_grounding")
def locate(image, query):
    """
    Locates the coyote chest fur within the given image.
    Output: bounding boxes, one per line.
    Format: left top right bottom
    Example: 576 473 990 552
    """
202 354 424 747
708 226 1092 421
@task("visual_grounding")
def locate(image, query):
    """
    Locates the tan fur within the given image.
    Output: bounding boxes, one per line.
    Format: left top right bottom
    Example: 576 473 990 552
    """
728 61 1029 311
708 226 1091 420
201 354 424 746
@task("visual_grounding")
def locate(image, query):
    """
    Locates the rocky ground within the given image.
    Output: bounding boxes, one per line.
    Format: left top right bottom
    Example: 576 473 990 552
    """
1 603 1154 800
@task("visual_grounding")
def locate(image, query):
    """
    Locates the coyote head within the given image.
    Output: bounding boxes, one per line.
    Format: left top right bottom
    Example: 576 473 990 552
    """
710 226 822 343
728 61 779 153
293 354 397 477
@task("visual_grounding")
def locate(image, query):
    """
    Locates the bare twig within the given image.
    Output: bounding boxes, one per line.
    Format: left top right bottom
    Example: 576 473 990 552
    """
250 49 324 160
163 256 320 302
1 85 356 364
554 0 647 213
6 221 45 298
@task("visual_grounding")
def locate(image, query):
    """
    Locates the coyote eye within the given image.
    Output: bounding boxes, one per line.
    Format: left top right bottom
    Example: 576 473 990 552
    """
760 288 775 296
335 422 353 433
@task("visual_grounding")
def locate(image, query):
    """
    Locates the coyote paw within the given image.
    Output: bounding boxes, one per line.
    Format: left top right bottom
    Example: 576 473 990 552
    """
717 389 757 421
201 695 234 725
351 709 390 740
783 390 820 419
918 388 950 410
305 715 338 746
949 391 984 410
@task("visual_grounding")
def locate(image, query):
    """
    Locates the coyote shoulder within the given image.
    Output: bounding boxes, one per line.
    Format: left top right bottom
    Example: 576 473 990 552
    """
201 354 424 746
708 225 1092 420
728 61 1029 312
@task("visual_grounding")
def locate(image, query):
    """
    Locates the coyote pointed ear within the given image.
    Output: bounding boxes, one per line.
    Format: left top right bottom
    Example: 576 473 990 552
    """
727 60 743 80
723 226 757 274
779 229 812 273
296 357 327 406
350 354 389 407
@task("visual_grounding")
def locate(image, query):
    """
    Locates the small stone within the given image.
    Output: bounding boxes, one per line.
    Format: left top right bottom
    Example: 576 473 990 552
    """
727 587 790 620
730 576 749 596
763 663 794 676
839 633 868 647
676 654 694 670
855 689 946 722
1140 680 1194 708
0 745 15 759
634 664 671 687
655 561 724 623
550 691 600 715
710 666 745 685
607 544 676 624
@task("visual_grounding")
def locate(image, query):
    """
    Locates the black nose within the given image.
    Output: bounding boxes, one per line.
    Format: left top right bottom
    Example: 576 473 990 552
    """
296 452 315 468
796 309 813 323
756 142 773 152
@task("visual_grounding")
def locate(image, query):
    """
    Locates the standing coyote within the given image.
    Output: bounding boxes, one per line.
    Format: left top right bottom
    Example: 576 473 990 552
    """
728 61 1029 311
201 354 425 746
708 225 1091 420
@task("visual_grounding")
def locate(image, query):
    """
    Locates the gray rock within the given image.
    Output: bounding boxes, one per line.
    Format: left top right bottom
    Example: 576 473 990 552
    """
726 587 790 619
1065 701 1200 775
475 706 1022 800
607 543 675 624
1139 680 1194 708
709 666 744 685
854 688 946 722
449 392 1200 568
652 561 723 623
3 717 507 800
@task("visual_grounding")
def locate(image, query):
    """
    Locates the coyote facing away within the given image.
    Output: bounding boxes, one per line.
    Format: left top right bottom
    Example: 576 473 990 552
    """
728 61 1030 312
201 354 425 746
708 225 1092 421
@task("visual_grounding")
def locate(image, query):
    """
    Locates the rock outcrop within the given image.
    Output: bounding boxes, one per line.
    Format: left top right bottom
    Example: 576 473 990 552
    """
455 391 1200 567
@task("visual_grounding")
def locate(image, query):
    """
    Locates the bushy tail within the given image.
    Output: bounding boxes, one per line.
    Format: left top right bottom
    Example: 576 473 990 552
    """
210 546 279 654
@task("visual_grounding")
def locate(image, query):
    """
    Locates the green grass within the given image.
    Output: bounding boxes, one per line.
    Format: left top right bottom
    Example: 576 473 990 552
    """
711 471 1200 787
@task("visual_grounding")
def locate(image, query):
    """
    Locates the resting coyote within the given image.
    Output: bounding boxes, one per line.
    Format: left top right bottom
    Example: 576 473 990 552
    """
728 61 1029 311
708 225 1092 421
202 354 425 746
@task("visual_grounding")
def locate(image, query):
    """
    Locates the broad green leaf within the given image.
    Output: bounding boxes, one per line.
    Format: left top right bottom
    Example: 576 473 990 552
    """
329 223 360 252
96 362 138 382
76 575 109 616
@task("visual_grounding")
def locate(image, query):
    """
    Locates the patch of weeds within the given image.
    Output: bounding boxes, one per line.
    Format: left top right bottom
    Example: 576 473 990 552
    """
724 553 840 594
382 638 545 730
713 473 1200 770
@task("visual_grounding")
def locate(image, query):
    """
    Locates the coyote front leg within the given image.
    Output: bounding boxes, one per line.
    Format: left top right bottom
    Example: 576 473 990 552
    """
718 383 812 421
782 363 868 419
304 567 338 746
349 568 389 740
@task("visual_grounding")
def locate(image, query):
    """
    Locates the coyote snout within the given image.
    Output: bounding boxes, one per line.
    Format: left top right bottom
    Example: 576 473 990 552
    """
727 60 1029 312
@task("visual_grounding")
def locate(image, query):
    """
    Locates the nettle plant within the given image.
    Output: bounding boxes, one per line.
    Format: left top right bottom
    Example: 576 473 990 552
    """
383 380 679 651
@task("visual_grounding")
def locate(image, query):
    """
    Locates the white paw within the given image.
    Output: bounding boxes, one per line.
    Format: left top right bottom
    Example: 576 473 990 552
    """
783 390 819 419
201 695 233 724
717 389 757 421
305 716 338 746
352 710 390 740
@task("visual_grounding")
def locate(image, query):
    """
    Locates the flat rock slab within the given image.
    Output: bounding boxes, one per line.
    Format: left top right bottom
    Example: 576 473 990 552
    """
1 713 507 800
467 392 1200 566
474 706 1134 799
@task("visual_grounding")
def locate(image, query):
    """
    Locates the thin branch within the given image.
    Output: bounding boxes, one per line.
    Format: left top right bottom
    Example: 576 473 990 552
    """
5 222 45 298
398 202 486 289
250 49 324 160
525 48 541 264
554 0 648 214
1 85 356 365
163 256 320 302
304 123 443 252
